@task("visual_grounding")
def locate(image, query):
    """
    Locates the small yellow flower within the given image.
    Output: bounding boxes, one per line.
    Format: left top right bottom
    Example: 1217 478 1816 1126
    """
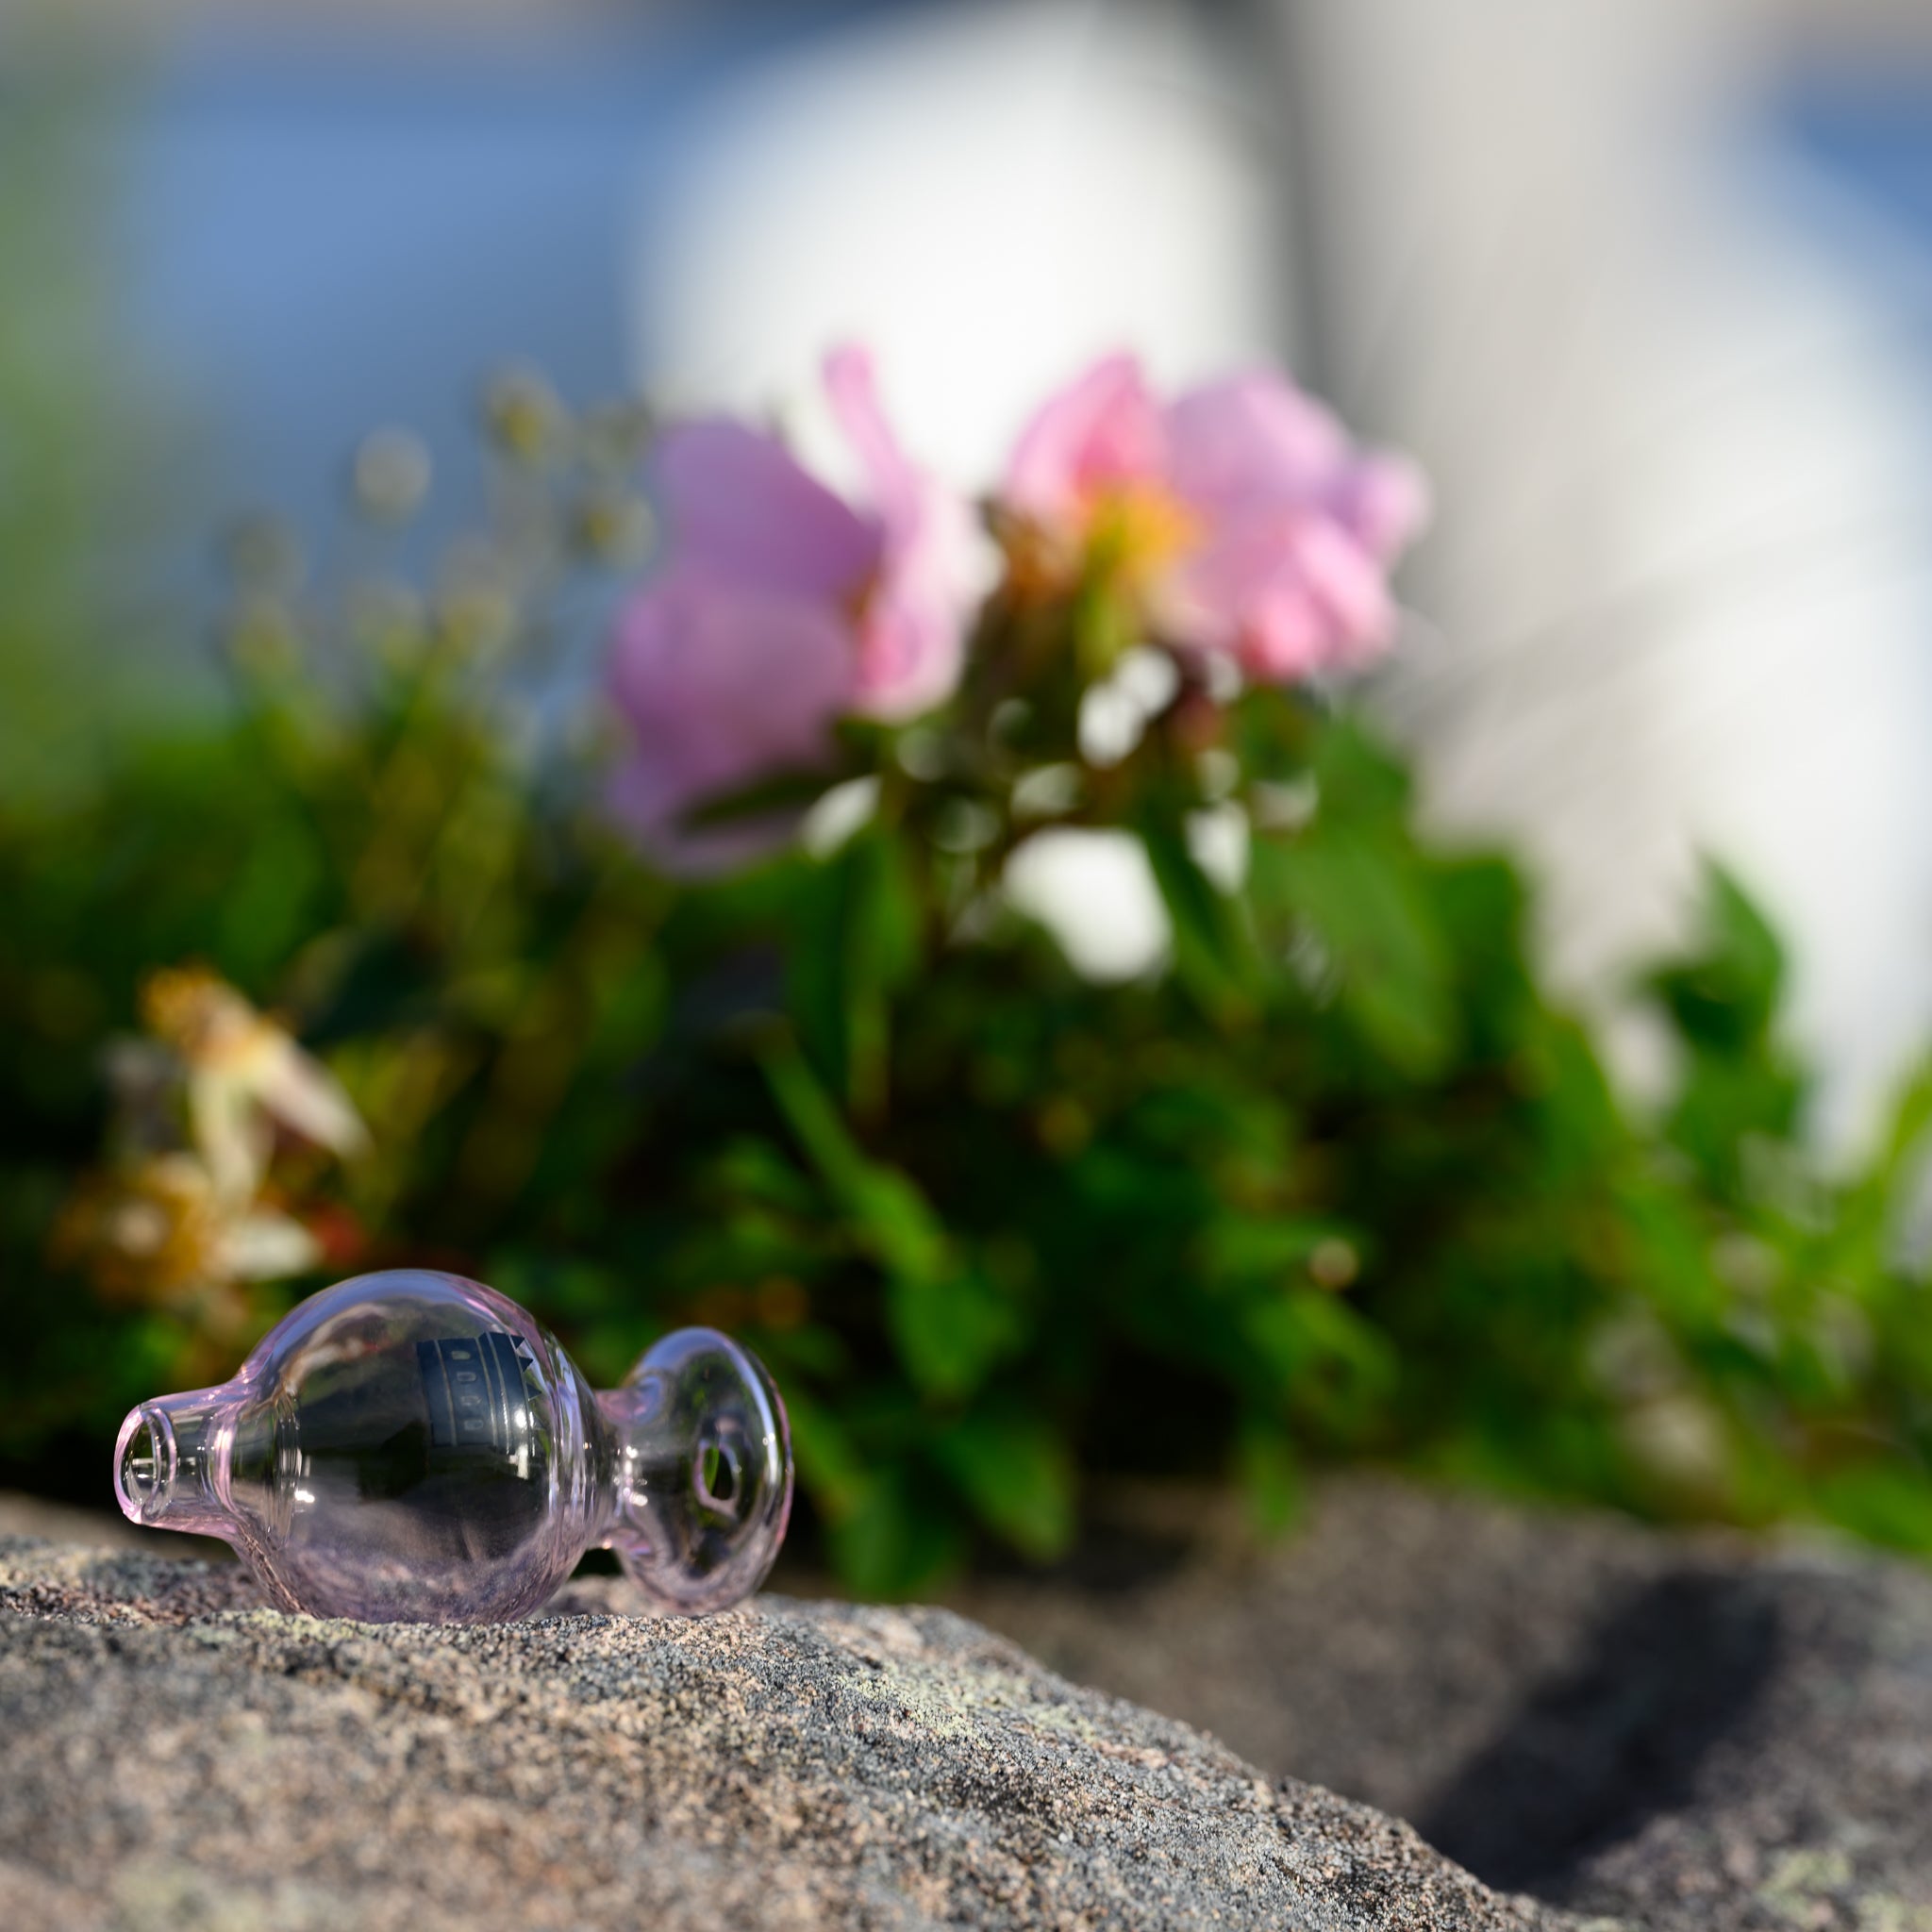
141 965 368 1205
53 964 368 1327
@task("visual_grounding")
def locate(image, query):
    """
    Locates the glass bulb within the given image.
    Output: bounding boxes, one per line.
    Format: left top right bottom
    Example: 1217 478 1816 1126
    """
111 1270 791 1623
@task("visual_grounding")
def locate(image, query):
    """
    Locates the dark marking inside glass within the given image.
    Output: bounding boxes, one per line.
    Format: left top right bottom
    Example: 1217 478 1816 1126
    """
417 1331 533 1456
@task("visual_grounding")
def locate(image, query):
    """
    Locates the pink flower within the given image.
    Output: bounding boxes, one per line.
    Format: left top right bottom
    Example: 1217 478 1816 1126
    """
608 346 975 872
1002 354 1428 683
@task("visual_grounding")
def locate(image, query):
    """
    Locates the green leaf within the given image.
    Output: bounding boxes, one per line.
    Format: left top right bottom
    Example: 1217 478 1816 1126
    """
759 1035 947 1281
931 1410 1075 1561
824 1462 971 1599
1224 1286 1397 1440
682 765 845 829
761 1036 1015 1397
1252 825 1455 1076
787 826 922 1113
1139 815 1255 1024
1234 1420 1302 1535
1307 714 1412 823
1827 1058 1932 1284
1644 860 1787 1052
1812 1462 1932 1554
1072 579 1136 679
841 830 921 1117
1199 1214 1347 1285
781 1384 870 1525
886 1264 1018 1403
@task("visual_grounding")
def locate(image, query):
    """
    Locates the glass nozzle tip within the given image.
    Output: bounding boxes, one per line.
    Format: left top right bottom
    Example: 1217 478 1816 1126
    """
114 1404 174 1524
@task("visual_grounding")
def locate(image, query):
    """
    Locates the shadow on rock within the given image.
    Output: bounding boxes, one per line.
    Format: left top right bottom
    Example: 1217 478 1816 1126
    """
1415 1570 1782 1895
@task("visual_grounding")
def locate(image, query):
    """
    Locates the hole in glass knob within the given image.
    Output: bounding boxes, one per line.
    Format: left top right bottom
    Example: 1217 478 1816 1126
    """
694 1432 742 1518
114 1406 174 1522
123 1421 158 1500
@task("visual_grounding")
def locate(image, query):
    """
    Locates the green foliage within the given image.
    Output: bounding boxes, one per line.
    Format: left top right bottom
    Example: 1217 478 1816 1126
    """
8 375 1932 1598
0 62 182 810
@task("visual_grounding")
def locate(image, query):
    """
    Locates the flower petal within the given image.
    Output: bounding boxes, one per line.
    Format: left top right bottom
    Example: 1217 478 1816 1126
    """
824 342 919 531
1290 517 1402 668
1241 584 1334 683
1330 450 1433 560
852 494 976 720
608 567 857 874
187 1074 273 1208
1161 507 1309 658
1170 511 1399 682
1004 352 1163 526
252 1038 371 1163
219 1208 323 1284
656 420 880 601
1166 373 1427 560
1163 370 1351 517
825 342 979 720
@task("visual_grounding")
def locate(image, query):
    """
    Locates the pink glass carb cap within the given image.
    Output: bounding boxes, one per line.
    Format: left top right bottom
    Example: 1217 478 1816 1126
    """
112 1270 792 1623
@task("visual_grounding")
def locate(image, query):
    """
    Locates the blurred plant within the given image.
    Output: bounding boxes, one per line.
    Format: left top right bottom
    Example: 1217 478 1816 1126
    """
132 963 369 1201
0 49 179 812
50 967 366 1377
8 341 1932 1594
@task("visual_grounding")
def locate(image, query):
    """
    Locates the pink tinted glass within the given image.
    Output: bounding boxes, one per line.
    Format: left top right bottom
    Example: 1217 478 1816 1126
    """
114 1270 791 1623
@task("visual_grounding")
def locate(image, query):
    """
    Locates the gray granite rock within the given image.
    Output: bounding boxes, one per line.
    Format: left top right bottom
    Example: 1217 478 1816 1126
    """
0 1537 1563 1932
954 1477 1932 1932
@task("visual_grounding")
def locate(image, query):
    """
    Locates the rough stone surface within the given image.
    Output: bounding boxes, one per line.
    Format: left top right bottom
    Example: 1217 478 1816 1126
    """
0 1535 1561 1932
954 1478 1932 1932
